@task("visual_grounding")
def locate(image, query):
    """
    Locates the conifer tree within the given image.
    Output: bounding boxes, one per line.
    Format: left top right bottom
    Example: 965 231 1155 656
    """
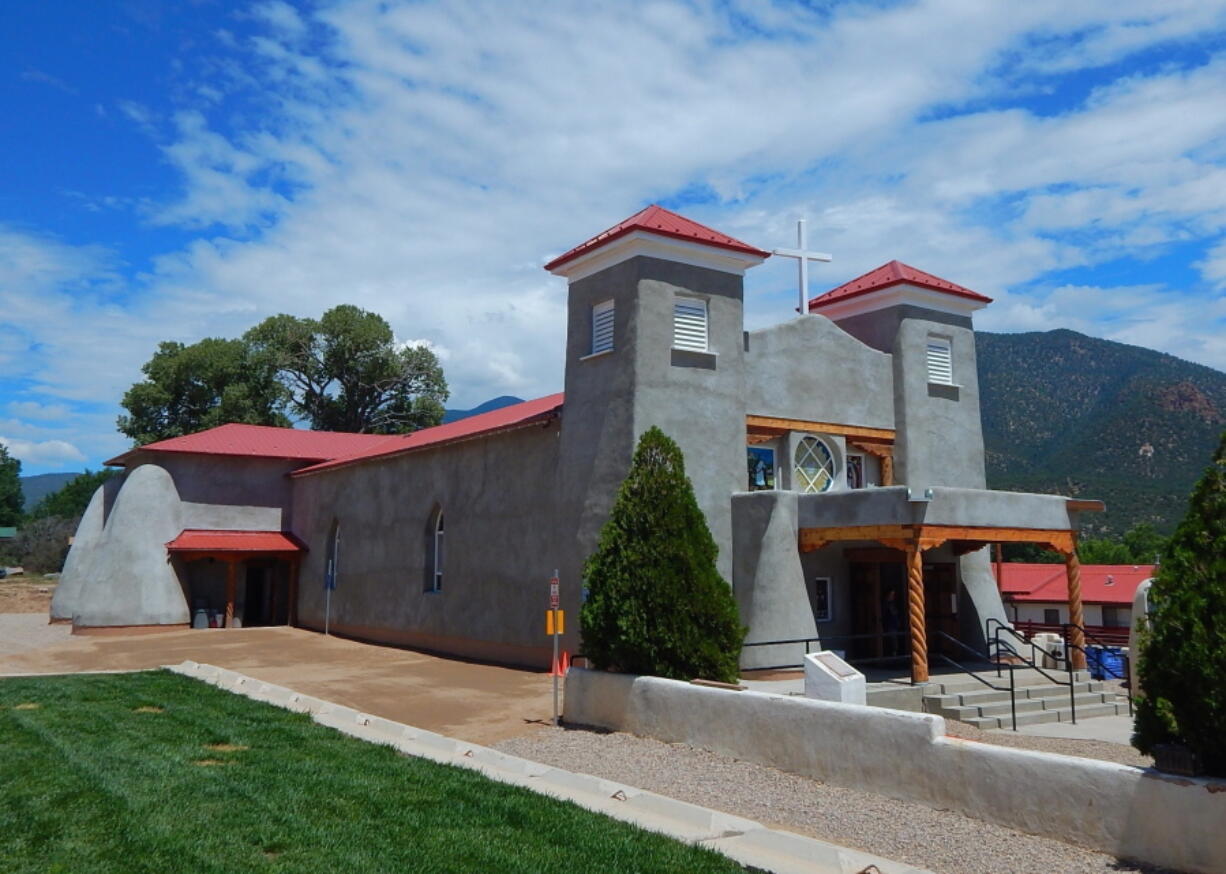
1133 431 1226 775
580 427 745 684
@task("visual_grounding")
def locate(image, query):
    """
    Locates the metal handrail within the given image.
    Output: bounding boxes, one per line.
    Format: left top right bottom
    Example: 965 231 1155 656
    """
986 618 1046 674
1061 623 1134 717
930 630 1019 731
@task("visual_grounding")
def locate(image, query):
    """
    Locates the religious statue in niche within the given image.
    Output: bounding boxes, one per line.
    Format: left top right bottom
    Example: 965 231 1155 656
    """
847 454 864 489
747 447 775 490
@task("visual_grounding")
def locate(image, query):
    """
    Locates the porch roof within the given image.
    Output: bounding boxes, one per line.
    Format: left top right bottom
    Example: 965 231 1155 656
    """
796 486 1103 554
166 529 306 555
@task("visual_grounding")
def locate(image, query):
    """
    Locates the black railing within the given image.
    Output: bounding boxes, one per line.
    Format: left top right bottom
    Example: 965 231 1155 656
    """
995 618 1133 718
1063 622 1133 717
988 624 1079 725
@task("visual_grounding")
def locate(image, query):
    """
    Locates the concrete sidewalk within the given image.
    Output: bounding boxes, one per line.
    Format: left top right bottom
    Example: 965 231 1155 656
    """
0 624 556 744
989 714 1135 745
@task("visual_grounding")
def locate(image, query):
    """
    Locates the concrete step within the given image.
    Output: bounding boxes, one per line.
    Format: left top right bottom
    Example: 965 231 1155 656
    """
924 681 1098 710
932 691 1113 722
959 700 1127 730
926 670 1092 695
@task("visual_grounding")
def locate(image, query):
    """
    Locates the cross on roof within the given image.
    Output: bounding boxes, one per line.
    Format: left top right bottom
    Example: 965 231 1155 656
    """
773 219 832 314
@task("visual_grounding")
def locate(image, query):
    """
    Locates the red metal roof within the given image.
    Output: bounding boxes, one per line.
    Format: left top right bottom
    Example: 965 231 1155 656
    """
809 260 992 311
999 564 1154 606
292 392 565 476
544 204 770 272
166 529 306 553
106 423 389 467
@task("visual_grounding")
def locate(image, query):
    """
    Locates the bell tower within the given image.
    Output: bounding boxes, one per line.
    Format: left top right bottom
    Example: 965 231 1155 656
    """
546 205 769 581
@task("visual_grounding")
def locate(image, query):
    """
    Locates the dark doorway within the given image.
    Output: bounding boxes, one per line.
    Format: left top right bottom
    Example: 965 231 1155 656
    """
243 562 290 627
849 560 906 661
849 557 957 662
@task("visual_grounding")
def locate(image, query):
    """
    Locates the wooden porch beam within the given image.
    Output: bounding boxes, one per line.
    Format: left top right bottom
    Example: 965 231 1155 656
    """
746 415 895 445
1065 549 1088 671
224 559 237 629
906 543 928 684
800 524 1076 554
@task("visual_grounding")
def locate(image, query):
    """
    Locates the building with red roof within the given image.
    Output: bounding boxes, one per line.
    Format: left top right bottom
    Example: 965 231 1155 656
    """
54 204 1103 683
999 563 1154 643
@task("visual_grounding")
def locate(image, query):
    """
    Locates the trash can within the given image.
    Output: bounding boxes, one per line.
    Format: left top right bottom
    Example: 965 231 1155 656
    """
1099 647 1125 680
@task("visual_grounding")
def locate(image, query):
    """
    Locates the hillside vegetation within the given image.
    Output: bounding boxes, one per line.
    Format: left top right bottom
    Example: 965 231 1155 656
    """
977 329 1226 538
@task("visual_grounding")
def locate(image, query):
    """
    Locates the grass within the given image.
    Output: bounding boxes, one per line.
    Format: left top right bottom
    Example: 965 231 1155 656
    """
0 671 749 874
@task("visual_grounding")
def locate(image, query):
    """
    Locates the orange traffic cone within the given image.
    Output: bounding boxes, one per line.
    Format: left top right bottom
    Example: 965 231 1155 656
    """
560 650 571 675
549 654 562 677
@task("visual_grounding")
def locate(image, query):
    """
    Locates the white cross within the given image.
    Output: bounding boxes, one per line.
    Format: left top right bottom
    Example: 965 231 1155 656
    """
773 219 832 314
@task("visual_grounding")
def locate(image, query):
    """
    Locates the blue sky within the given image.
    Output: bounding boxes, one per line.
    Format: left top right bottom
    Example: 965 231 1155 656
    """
2 0 1225 474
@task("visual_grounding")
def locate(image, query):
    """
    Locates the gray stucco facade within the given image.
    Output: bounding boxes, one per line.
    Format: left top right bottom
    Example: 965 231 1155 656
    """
59 205 1093 674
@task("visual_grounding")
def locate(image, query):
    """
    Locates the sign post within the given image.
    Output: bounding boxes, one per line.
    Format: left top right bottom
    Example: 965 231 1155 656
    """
550 570 561 726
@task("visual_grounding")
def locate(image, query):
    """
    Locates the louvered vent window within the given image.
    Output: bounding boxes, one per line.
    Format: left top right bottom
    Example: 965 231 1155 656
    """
926 337 953 385
591 300 614 355
673 297 708 352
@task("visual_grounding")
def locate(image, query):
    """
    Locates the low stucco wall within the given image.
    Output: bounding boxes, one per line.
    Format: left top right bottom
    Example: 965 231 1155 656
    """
563 669 1226 874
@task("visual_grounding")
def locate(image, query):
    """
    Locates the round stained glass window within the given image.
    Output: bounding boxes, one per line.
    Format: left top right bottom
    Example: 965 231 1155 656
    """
794 437 835 494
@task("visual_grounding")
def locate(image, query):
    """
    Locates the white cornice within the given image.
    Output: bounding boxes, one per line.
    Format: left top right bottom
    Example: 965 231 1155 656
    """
548 229 768 282
811 283 988 322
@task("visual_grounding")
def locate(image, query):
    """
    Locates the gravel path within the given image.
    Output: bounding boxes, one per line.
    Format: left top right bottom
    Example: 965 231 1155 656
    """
496 727 1174 874
0 613 71 659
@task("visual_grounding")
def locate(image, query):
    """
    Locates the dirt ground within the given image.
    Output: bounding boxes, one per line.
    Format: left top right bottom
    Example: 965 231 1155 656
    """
0 576 57 613
0 623 557 745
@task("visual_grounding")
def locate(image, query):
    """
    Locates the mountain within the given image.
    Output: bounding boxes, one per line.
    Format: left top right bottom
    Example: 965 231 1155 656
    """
442 395 525 424
19 472 80 511
976 329 1226 538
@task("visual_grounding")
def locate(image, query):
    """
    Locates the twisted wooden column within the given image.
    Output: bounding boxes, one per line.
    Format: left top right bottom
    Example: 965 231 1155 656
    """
1065 550 1087 670
906 544 928 683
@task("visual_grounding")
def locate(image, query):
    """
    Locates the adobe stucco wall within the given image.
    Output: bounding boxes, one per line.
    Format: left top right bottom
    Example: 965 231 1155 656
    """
290 421 570 667
564 669 1226 874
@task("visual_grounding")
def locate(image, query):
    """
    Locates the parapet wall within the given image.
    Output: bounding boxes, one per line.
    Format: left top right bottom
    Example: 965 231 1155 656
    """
563 668 1226 874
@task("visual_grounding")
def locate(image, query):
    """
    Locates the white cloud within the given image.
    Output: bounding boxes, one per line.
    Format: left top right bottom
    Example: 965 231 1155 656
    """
4 0 1226 472
0 436 86 469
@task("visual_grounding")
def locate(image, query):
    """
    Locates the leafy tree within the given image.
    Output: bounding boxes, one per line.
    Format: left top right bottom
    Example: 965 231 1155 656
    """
1133 431 1226 775
0 444 21 527
580 427 745 683
245 305 448 434
13 515 78 574
28 469 117 521
118 338 291 445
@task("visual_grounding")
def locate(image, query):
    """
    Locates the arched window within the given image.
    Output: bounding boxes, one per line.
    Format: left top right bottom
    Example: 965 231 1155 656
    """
429 511 444 593
325 520 340 590
794 437 836 494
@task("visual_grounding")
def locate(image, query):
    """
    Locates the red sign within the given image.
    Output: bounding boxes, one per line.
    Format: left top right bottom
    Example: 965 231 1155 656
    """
549 576 560 610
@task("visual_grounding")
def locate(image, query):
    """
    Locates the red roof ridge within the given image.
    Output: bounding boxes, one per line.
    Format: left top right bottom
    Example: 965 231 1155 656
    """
544 204 769 272
809 259 991 310
292 392 565 476
106 422 390 467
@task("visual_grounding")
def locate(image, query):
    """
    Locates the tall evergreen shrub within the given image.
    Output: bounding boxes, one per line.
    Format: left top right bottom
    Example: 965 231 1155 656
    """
580 427 745 684
1133 431 1226 775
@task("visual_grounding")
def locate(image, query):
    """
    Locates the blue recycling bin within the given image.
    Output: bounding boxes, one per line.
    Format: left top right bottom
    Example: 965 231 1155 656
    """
1087 646 1125 680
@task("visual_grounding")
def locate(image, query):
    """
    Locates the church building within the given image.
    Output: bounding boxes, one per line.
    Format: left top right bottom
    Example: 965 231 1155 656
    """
52 205 1101 682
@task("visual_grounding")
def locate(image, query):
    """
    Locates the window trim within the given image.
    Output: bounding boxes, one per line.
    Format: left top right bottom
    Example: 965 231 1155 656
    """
672 296 709 353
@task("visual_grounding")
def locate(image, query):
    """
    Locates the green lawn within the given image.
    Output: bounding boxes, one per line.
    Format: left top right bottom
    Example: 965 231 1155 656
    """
0 671 748 873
